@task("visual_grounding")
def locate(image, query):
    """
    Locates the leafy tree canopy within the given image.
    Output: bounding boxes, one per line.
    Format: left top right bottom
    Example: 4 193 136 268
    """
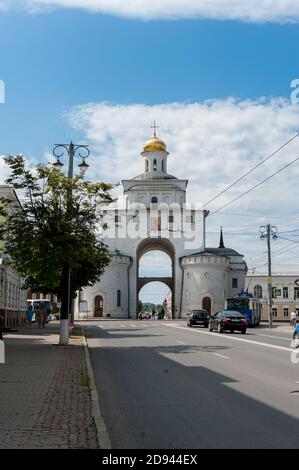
0 154 115 297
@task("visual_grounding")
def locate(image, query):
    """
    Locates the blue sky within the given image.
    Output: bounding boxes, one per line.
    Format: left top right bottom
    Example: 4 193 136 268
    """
1 3 299 303
1 9 298 157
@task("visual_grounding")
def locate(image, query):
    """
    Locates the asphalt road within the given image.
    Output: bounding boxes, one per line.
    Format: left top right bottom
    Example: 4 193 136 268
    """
84 320 299 449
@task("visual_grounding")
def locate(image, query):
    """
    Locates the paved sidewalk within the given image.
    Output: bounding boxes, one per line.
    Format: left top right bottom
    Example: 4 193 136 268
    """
0 323 98 449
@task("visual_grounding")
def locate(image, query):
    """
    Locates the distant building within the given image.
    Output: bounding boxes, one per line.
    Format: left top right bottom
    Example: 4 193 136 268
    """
246 274 299 322
0 186 27 326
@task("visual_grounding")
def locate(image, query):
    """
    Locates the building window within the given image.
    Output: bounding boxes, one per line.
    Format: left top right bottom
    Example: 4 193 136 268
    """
272 308 278 317
254 285 263 299
284 308 289 317
294 287 299 300
115 215 120 223
151 196 158 204
232 278 238 289
145 159 149 172
169 215 174 223
162 159 165 172
117 290 121 307
283 287 289 298
186 272 191 279
153 159 157 171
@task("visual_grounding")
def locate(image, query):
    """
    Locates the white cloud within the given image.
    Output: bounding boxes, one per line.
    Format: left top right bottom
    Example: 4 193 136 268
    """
67 97 299 273
2 0 299 22
0 156 11 184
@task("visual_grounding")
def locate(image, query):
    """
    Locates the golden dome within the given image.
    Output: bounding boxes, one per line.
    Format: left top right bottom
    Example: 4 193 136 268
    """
143 136 167 152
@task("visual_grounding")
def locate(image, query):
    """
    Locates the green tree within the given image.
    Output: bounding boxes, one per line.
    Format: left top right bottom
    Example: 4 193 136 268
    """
1 155 114 343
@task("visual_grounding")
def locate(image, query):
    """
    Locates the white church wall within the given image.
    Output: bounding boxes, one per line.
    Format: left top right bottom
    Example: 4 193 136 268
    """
181 256 229 317
75 256 130 319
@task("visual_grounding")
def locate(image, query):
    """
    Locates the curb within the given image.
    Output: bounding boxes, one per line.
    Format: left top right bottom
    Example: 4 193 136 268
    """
82 326 111 449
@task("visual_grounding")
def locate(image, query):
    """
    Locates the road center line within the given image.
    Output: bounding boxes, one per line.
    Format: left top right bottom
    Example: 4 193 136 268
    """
176 340 185 345
213 353 230 359
165 324 293 352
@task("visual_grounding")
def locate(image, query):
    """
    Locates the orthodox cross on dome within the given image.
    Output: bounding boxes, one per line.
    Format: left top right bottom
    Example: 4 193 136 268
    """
151 120 159 138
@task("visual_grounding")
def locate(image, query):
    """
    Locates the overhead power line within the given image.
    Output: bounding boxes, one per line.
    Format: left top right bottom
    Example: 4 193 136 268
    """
278 235 299 243
210 154 299 216
203 133 298 208
212 211 299 221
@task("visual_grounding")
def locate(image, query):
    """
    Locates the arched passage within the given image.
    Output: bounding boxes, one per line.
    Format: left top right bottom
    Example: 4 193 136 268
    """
139 282 172 318
136 238 175 319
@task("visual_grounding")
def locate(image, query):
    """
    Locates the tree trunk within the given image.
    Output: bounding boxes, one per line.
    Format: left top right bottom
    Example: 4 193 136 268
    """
59 263 70 345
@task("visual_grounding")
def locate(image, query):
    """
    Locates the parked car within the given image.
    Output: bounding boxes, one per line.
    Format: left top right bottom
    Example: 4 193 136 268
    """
187 309 209 328
209 310 247 334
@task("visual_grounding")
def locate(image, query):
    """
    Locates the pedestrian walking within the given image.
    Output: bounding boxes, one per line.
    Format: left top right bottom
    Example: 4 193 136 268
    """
26 304 33 327
290 309 297 328
37 303 47 328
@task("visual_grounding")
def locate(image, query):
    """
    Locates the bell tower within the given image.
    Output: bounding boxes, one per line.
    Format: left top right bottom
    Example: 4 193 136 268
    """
141 121 169 175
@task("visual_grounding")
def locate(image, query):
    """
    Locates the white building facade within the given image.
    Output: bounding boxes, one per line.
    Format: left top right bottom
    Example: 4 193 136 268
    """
0 186 27 326
75 131 247 319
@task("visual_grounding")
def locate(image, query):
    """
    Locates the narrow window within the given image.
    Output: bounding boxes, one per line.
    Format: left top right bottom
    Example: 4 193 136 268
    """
254 285 263 299
145 159 149 172
117 290 121 307
151 196 158 204
284 308 289 317
232 278 238 289
153 159 157 171
162 159 165 172
283 287 288 298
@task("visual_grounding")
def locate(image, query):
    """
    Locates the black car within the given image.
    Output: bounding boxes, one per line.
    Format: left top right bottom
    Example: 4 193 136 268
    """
187 310 209 328
209 310 247 334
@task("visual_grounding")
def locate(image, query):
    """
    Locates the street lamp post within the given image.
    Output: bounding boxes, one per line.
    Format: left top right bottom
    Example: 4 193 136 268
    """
52 142 90 345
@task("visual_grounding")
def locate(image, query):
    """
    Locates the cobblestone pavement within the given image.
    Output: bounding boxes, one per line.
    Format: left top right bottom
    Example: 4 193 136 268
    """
0 323 98 449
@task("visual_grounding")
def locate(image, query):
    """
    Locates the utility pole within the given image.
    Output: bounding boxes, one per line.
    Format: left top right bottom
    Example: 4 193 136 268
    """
259 224 277 328
52 142 90 344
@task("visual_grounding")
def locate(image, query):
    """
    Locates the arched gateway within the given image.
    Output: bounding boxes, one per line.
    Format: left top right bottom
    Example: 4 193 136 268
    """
75 128 247 320
136 238 175 319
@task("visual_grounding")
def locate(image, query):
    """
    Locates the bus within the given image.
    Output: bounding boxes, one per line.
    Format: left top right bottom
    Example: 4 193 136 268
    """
225 292 262 327
27 299 52 322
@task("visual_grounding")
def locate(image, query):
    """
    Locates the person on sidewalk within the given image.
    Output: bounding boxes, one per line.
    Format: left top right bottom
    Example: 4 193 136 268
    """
290 309 297 328
26 304 33 328
37 303 47 328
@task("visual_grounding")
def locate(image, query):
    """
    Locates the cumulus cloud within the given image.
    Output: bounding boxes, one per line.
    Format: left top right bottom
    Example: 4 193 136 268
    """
2 0 299 22
0 156 12 184
67 98 299 273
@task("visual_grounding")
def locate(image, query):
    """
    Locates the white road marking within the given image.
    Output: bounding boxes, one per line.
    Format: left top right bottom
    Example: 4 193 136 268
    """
120 324 126 328
176 340 185 345
165 324 293 352
130 324 137 328
213 353 230 359
256 333 290 341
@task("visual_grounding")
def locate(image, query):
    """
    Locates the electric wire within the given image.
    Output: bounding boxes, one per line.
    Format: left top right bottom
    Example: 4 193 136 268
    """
203 133 298 208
